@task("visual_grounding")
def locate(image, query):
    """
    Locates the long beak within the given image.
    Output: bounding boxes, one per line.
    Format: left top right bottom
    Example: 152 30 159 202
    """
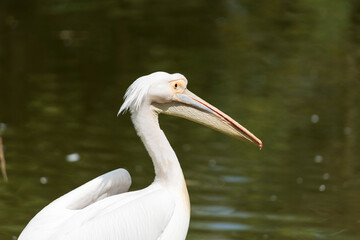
153 89 262 149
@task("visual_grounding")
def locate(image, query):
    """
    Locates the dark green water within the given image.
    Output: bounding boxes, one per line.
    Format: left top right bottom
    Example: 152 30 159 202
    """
1 0 360 239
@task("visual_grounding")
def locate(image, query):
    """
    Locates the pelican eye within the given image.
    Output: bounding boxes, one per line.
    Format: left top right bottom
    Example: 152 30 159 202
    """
170 79 186 94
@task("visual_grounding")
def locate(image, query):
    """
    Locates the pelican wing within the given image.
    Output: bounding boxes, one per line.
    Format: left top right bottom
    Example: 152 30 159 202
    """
19 169 176 240
56 185 175 240
56 168 132 209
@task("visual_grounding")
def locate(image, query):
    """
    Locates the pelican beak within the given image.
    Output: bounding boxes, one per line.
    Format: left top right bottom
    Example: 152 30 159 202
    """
153 89 262 149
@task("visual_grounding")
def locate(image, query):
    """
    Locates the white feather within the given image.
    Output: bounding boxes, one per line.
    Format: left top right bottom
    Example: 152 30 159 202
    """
118 72 185 114
19 170 177 240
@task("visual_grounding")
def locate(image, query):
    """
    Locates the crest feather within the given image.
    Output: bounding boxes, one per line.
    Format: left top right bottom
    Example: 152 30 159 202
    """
118 72 172 115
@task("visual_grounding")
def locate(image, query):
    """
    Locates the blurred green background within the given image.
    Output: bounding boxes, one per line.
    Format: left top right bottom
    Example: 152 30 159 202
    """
1 0 360 239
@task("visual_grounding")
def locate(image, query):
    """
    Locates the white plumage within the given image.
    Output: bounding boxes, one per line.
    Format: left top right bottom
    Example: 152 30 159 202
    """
19 72 262 240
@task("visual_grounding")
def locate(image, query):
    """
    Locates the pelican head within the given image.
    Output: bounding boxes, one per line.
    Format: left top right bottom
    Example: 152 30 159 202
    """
119 72 262 148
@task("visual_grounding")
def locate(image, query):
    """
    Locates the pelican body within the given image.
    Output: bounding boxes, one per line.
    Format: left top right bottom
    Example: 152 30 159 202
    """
19 72 262 240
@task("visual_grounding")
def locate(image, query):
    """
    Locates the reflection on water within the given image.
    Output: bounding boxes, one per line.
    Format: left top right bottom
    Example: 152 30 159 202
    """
1 0 360 239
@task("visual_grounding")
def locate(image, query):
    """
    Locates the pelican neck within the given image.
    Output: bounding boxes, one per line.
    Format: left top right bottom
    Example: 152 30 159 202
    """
131 104 184 184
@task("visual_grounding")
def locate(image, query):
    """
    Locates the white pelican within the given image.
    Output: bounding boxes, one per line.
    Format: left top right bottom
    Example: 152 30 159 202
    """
19 72 262 240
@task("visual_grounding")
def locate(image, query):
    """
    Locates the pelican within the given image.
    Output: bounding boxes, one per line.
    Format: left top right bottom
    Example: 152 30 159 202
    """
19 72 262 240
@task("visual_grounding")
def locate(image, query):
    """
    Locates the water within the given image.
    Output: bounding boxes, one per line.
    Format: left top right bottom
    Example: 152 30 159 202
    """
1 0 360 239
